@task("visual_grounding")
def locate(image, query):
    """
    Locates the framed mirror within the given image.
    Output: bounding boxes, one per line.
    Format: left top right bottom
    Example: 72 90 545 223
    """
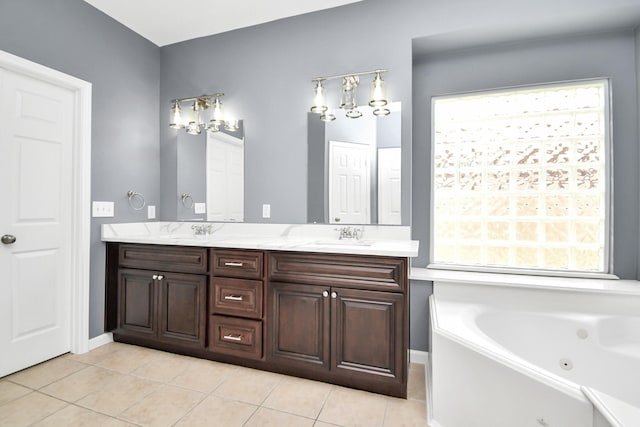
177 121 245 221
307 102 402 224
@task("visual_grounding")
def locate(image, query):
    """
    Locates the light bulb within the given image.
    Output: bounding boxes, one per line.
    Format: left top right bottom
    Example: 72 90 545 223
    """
169 101 184 129
310 80 328 113
369 72 388 107
340 76 358 110
211 96 224 125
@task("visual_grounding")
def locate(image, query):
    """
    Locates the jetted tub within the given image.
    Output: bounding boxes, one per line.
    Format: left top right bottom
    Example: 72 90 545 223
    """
427 274 640 427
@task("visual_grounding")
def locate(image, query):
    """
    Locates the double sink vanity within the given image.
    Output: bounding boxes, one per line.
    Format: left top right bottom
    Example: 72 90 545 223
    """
103 222 418 398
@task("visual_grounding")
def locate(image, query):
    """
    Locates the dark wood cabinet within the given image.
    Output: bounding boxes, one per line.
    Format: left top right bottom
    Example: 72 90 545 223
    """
106 243 408 398
208 249 265 360
158 272 207 347
332 288 404 380
118 269 156 338
267 252 408 397
114 245 208 349
268 282 330 370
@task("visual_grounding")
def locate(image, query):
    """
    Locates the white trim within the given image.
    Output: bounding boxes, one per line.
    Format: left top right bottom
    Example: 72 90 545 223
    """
409 349 429 366
88 333 114 351
0 50 92 355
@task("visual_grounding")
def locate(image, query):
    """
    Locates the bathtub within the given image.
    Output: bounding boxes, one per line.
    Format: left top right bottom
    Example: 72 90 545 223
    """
426 274 640 427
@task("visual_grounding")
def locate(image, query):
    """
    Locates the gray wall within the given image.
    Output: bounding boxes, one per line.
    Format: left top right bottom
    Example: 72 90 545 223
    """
0 0 161 338
409 280 433 352
2 0 640 346
176 132 206 221
412 30 640 279
159 0 419 226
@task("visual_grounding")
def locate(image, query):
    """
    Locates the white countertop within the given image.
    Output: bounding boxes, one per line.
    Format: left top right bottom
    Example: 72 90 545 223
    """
101 222 419 258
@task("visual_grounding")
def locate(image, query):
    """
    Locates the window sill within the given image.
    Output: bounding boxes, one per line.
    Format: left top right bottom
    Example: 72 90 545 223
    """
410 267 640 296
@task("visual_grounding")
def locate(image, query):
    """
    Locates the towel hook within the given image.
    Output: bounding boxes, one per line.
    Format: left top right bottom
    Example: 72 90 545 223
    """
127 191 146 211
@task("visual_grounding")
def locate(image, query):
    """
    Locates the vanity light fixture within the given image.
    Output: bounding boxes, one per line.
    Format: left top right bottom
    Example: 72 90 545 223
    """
310 69 390 121
169 93 239 135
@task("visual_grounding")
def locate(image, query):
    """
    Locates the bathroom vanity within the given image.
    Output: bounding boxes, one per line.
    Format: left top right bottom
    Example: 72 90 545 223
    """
103 222 418 398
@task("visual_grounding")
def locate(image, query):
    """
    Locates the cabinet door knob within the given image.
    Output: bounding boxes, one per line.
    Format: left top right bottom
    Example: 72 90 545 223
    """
1 234 16 245
331 291 337 299
152 274 158 280
322 290 329 297
157 275 164 280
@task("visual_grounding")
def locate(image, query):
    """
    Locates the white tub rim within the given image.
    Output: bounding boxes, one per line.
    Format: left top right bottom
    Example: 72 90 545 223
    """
428 283 640 427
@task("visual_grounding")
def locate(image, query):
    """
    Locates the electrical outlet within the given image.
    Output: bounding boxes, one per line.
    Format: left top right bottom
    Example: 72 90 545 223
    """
262 204 271 218
194 203 206 214
92 201 114 217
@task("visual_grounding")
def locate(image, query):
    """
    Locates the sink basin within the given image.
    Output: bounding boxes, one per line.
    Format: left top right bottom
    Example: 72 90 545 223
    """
155 235 197 240
310 239 374 247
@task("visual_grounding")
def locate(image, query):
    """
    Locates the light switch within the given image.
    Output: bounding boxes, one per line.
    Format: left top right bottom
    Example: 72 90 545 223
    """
194 203 206 214
92 201 114 217
262 204 271 218
147 205 156 219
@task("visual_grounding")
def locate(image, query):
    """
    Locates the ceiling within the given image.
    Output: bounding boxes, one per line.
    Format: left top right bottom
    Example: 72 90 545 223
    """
82 0 363 46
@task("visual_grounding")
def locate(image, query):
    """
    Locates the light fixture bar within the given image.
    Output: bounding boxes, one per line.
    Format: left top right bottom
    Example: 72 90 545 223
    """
311 69 387 83
170 93 224 104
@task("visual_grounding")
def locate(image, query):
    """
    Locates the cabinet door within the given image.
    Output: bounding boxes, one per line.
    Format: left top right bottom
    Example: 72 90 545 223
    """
158 272 207 348
118 269 156 338
331 288 405 382
268 282 330 370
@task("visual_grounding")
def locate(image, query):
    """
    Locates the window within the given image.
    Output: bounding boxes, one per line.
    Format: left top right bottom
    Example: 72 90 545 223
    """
431 79 610 274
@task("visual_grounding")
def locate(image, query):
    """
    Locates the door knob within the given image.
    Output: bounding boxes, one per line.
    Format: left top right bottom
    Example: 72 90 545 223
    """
1 234 16 245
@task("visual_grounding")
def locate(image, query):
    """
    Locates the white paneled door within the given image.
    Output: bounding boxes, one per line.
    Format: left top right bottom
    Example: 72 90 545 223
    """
378 147 401 225
0 67 74 377
206 132 244 222
329 140 370 224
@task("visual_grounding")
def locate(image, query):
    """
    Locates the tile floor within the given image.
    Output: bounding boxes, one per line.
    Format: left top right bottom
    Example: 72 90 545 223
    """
0 342 428 426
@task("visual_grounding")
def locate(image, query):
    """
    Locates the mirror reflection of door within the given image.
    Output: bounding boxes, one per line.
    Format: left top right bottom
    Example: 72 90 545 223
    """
329 140 370 224
206 132 244 221
378 147 402 224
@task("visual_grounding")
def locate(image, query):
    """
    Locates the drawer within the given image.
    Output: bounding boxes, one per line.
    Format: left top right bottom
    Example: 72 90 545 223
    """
209 315 262 360
211 277 263 319
268 252 407 292
212 249 263 279
119 244 208 274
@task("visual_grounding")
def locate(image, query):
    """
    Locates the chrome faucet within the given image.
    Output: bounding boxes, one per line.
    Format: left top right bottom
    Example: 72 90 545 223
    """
191 224 214 236
335 226 364 240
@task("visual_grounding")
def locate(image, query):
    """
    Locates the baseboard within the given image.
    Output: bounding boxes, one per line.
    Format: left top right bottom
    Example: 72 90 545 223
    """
409 349 429 365
88 332 113 351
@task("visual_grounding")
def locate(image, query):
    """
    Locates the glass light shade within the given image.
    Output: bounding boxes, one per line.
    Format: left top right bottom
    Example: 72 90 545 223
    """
346 108 362 119
186 121 201 135
369 72 388 107
310 81 328 113
320 108 336 122
211 97 224 125
206 123 220 132
373 107 391 116
169 101 184 129
340 76 358 110
225 119 239 131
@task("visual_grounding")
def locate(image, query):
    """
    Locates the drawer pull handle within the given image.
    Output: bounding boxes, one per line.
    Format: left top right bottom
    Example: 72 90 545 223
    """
224 262 244 267
223 334 242 341
224 295 244 301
